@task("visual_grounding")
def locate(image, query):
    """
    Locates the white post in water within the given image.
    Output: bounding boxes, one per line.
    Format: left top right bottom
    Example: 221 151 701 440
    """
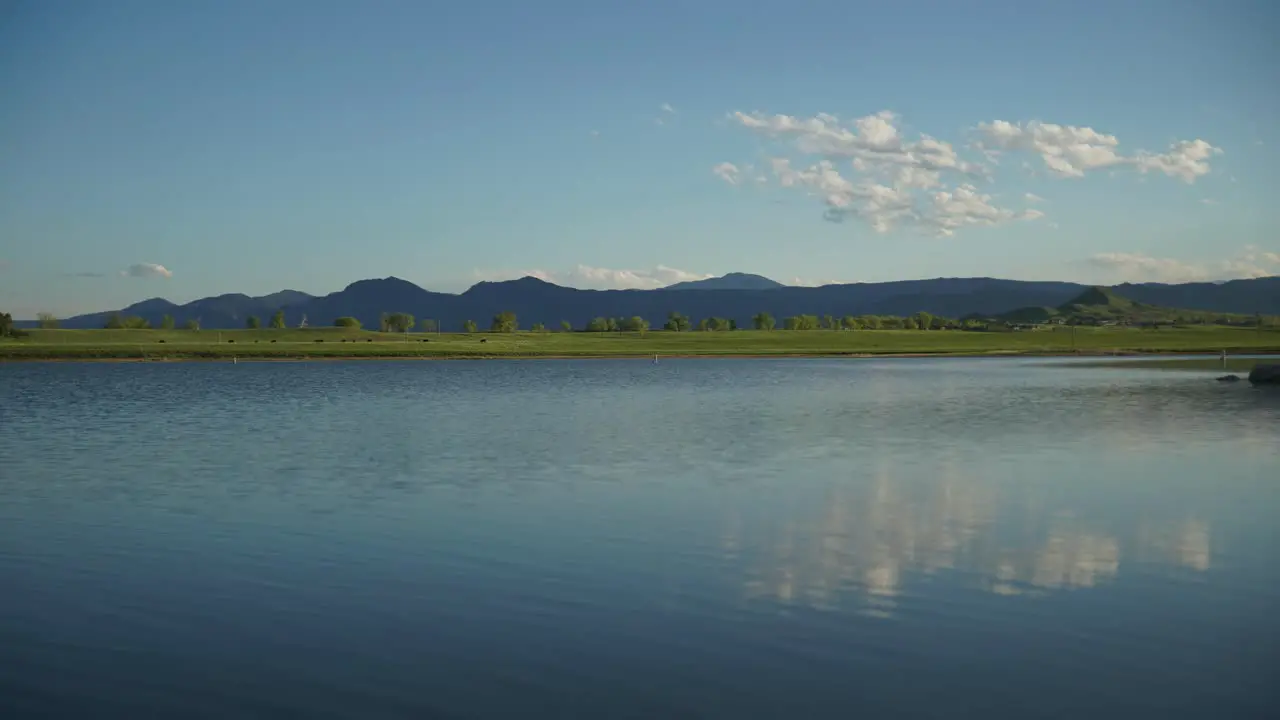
1222 349 1227 370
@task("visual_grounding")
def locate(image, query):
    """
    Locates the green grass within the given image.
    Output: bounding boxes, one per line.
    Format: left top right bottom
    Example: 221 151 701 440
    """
3 324 1279 360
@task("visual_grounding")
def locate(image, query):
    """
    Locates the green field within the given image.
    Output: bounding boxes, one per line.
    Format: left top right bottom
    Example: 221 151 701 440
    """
2 325 1279 360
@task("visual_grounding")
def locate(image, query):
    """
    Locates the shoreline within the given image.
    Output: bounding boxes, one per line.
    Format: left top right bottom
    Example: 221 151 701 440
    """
4 349 1277 364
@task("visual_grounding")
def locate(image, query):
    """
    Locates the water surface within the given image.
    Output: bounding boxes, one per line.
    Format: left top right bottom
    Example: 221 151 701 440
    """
1 358 1276 718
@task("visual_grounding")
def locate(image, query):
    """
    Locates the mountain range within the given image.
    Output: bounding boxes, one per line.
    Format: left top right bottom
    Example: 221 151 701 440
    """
27 274 1280 330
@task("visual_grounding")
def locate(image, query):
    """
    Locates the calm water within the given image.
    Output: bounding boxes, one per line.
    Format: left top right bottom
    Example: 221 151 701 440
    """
1 358 1277 719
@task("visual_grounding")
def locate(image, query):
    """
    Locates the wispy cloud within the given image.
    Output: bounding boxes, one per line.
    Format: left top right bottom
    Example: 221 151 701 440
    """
712 162 742 185
1088 247 1278 283
791 277 858 287
473 264 713 290
122 263 173 279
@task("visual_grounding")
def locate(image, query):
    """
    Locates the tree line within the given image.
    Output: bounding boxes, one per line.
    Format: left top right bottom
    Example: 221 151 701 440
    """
4 307 1271 335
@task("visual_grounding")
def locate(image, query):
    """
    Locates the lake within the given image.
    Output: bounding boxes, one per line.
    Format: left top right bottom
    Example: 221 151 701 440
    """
1 358 1276 718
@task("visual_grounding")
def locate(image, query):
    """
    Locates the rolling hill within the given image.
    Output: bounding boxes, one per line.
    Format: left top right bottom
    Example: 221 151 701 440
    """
994 286 1267 325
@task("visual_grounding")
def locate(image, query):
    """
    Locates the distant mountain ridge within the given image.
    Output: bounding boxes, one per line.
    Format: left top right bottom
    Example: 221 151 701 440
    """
663 273 787 291
26 275 1280 330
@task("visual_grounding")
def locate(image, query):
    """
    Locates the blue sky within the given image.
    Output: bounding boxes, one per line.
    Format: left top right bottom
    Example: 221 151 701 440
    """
1 0 1277 317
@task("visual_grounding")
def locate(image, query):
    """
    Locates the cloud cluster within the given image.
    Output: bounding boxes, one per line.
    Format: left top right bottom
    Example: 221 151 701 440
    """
974 121 1220 182
1088 247 1278 283
474 264 714 290
717 110 1219 235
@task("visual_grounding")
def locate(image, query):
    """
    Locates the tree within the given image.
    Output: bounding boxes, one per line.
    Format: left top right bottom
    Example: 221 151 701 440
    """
606 317 619 332
246 316 261 329
560 320 572 332
753 312 775 331
914 312 933 331
379 313 390 332
160 314 175 330
0 312 13 337
664 311 691 332
270 309 286 329
531 322 547 332
183 319 200 331
621 316 649 332
335 316 361 329
37 312 59 329
384 313 415 333
697 318 711 331
490 311 517 332
822 314 836 330
841 315 859 330
586 317 610 332
419 318 438 333
105 313 124 329
783 315 819 330
463 319 478 333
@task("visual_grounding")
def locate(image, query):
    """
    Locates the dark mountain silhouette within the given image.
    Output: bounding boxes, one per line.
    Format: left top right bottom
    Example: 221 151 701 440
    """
39 275 1280 330
51 289 314 329
663 272 787 291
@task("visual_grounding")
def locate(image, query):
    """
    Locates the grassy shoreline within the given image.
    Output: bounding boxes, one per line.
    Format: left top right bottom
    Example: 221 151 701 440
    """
3 326 1279 362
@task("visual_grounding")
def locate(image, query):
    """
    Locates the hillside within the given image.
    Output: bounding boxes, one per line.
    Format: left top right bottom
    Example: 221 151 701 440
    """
994 286 1265 325
27 275 1280 331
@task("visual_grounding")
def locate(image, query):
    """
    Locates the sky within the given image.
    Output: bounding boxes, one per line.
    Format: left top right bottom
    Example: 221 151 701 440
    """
1 0 1278 318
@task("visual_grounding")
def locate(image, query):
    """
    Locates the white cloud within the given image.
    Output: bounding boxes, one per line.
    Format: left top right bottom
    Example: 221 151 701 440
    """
1132 139 1222 183
975 120 1220 182
660 103 676 115
1200 198 1219 205
122 263 173 279
733 110 985 178
590 129 600 138
473 264 714 290
763 157 1040 236
1088 248 1279 283
716 109 1220 233
718 110 1041 236
712 162 742 186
